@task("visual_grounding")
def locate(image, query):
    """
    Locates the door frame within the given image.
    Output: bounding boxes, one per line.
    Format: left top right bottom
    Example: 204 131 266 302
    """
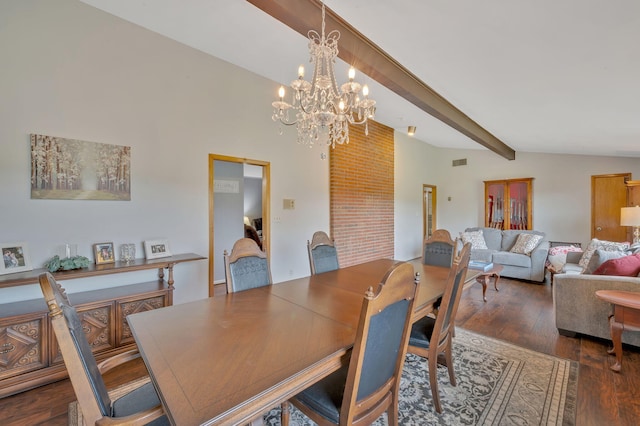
422 184 437 240
208 154 270 297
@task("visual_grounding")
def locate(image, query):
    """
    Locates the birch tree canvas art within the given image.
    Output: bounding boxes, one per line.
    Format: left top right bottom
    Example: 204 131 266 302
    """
30 134 131 200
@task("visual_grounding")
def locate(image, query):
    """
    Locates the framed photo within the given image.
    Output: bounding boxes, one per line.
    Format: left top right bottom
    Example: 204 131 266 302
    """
93 242 115 265
144 239 172 260
1 242 33 275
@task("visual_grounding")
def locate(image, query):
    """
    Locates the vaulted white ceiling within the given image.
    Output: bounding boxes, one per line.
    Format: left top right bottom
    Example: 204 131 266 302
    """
80 0 640 158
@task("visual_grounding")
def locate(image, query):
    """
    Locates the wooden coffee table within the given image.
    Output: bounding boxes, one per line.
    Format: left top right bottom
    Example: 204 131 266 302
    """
474 264 503 302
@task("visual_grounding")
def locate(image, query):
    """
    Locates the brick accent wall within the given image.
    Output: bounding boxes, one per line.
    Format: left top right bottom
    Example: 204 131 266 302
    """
330 120 394 267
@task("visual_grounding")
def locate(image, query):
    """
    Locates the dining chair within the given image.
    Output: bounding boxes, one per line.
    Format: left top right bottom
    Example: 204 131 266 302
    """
224 237 272 293
307 230 339 274
422 229 457 317
37 272 168 426
422 229 456 267
281 261 418 426
408 242 471 413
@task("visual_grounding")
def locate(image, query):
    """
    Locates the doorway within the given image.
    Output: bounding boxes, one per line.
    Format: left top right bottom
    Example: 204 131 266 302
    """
423 185 437 239
591 173 630 242
208 154 270 297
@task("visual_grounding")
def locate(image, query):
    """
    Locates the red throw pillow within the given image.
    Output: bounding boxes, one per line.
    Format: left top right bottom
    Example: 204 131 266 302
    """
593 253 640 276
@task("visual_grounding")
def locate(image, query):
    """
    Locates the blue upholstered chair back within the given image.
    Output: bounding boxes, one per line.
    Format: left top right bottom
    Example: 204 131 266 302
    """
307 231 339 275
437 262 466 341
357 298 410 400
41 276 112 416
228 256 271 292
62 304 112 415
423 241 454 267
422 229 456 267
224 238 272 293
310 245 339 274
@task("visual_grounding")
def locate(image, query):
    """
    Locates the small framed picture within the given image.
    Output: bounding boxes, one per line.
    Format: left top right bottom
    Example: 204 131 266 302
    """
144 239 172 260
0 242 33 275
93 242 115 265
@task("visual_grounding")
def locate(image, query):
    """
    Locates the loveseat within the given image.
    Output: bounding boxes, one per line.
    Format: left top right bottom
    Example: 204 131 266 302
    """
462 227 549 282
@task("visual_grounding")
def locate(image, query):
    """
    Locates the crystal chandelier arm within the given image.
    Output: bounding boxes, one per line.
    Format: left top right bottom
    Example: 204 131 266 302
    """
269 0 375 148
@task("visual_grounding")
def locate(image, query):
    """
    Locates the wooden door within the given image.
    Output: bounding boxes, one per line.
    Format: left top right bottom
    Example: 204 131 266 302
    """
591 173 631 242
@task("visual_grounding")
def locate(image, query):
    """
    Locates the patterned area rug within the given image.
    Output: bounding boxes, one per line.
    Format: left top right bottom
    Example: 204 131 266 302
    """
264 329 577 426
69 329 577 426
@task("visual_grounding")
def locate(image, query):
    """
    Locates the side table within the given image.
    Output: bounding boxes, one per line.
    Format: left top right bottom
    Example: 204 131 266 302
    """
595 289 640 372
474 264 503 302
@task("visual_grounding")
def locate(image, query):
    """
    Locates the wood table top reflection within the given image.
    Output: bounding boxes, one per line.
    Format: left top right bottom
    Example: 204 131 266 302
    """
128 258 476 425
269 258 478 324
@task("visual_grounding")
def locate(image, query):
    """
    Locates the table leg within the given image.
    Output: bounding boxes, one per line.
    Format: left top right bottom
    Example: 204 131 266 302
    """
494 273 500 292
475 276 488 302
609 316 624 372
281 401 291 426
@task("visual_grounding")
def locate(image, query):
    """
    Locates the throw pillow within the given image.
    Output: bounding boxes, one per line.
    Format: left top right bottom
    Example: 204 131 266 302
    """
578 238 630 270
545 245 582 273
510 233 543 256
593 253 640 276
460 230 488 250
584 249 628 274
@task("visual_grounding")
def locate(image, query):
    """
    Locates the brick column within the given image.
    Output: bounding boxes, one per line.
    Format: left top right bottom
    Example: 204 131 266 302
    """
330 121 394 267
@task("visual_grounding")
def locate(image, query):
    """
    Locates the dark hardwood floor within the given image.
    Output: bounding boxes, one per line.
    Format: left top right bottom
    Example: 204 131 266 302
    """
2 275 640 425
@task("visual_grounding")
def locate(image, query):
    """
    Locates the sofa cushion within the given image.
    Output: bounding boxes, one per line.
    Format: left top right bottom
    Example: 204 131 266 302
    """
593 253 640 276
460 230 488 250
493 251 532 268
546 245 583 273
562 263 584 274
465 227 501 251
584 249 628 274
501 230 545 252
470 249 496 263
510 233 543 255
578 238 630 270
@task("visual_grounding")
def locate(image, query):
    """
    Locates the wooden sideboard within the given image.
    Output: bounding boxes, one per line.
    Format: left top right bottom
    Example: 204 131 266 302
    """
0 253 205 397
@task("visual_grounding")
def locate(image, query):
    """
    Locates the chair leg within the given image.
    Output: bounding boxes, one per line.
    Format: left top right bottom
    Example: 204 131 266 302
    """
428 355 442 413
281 401 291 426
388 394 399 426
445 346 456 387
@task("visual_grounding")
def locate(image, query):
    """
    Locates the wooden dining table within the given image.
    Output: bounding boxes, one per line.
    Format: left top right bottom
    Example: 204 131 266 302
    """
127 258 478 425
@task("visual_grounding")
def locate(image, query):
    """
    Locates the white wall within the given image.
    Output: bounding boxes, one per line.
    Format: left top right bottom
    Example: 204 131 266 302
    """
394 131 441 260
1 1 639 305
429 149 640 247
0 0 328 303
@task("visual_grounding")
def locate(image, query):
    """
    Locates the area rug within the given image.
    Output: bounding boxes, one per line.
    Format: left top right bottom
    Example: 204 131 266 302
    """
264 329 578 426
69 329 577 426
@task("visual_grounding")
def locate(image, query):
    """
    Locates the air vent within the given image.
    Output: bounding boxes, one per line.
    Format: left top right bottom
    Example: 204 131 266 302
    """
452 158 467 167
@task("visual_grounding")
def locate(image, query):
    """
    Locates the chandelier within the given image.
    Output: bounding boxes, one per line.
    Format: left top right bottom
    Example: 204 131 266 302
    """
271 2 376 148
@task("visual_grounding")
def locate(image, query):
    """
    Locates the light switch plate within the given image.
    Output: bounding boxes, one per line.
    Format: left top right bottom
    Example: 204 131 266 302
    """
283 199 295 209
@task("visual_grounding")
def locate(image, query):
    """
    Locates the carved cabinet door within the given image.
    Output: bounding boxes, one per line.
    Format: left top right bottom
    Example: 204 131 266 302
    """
117 295 168 346
50 302 114 365
0 314 47 380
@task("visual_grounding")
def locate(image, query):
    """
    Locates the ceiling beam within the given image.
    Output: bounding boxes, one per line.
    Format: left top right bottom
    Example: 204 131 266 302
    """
246 0 516 160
